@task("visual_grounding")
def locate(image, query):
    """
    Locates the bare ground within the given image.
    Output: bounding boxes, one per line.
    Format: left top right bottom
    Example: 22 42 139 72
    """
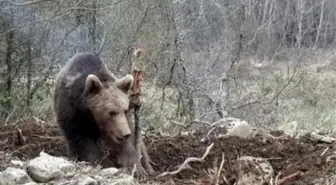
0 119 335 185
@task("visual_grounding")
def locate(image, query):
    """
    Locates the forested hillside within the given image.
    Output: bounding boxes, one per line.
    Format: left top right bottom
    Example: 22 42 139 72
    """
1 0 336 132
0 1 336 185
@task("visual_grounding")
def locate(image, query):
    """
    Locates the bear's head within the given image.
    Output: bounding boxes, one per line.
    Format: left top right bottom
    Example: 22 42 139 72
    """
83 74 134 144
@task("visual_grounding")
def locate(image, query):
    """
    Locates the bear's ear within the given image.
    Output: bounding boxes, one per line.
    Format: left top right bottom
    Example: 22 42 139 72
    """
84 74 104 95
115 74 134 93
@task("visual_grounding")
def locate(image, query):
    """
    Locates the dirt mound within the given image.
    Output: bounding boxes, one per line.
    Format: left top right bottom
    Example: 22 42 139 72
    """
0 119 65 160
0 120 335 185
146 134 335 184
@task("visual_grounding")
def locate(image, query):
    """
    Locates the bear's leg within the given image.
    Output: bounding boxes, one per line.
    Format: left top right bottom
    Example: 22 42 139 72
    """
140 143 155 173
59 125 103 164
66 137 101 162
116 138 146 177
65 133 116 167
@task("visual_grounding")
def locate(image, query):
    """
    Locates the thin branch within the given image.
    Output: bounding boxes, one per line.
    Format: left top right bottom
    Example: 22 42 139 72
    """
6 0 49 6
276 171 304 185
215 153 225 185
116 3 149 70
228 56 304 113
96 20 107 55
16 129 25 145
0 11 67 38
157 143 214 177
326 154 336 163
4 105 17 125
320 147 329 156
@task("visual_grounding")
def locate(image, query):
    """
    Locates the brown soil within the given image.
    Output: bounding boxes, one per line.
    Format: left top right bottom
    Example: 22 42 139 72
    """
0 119 335 185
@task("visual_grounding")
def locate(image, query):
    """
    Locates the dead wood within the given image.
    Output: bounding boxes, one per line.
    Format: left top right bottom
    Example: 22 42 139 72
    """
16 129 25 145
157 143 214 178
128 46 154 173
276 171 304 185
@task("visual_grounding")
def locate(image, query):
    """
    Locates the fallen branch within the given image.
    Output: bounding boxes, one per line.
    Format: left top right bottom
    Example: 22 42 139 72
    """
32 135 62 140
16 129 25 146
157 143 214 177
276 171 304 185
131 164 137 178
320 147 329 156
326 153 336 164
215 153 226 185
271 171 282 185
6 0 48 6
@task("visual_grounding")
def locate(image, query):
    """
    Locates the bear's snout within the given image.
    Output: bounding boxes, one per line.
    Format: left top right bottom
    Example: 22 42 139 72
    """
107 117 132 144
122 133 131 140
114 133 131 143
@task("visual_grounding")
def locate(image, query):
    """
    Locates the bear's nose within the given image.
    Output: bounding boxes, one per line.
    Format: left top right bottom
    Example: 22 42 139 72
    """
123 133 131 140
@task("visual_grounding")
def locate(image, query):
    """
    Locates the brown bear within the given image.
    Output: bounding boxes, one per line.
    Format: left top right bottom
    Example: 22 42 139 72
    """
52 52 145 174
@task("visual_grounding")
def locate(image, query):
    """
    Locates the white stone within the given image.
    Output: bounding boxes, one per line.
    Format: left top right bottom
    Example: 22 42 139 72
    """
26 151 75 183
92 175 104 182
257 130 275 140
226 119 252 138
100 167 120 178
10 160 25 168
76 175 98 185
22 183 38 185
110 177 135 185
0 167 32 185
310 132 336 143
279 121 298 137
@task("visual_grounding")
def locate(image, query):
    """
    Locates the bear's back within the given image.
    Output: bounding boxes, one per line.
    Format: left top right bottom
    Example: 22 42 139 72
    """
53 52 105 110
66 52 102 76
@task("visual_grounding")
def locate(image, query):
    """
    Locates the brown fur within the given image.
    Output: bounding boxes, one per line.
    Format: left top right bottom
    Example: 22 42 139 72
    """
83 74 132 143
52 52 144 172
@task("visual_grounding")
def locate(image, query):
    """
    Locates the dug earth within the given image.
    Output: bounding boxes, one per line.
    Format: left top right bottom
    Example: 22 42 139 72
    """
52 52 146 175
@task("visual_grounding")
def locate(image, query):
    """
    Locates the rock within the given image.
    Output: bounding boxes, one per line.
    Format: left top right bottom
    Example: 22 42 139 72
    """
10 160 25 168
100 169 135 185
279 121 298 137
202 117 252 141
92 175 104 182
310 132 336 143
93 172 135 185
235 156 273 185
226 118 252 138
110 176 135 185
254 130 275 142
0 167 33 185
76 175 98 185
26 151 75 183
295 130 310 139
22 183 38 185
100 167 120 178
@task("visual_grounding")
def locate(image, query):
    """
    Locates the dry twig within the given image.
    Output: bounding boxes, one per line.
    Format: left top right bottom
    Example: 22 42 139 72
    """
131 164 137 178
215 153 226 185
320 147 329 156
157 143 214 178
6 0 48 6
276 171 303 185
16 129 25 145
326 153 336 163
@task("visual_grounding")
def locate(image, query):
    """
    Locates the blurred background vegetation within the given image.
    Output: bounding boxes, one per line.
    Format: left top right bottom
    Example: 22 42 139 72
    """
0 0 335 133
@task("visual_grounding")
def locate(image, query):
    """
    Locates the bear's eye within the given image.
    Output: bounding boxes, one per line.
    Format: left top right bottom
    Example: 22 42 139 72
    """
124 110 128 114
109 111 117 116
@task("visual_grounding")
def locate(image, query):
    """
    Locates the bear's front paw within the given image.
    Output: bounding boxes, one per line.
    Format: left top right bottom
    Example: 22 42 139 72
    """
133 163 148 179
120 163 147 180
